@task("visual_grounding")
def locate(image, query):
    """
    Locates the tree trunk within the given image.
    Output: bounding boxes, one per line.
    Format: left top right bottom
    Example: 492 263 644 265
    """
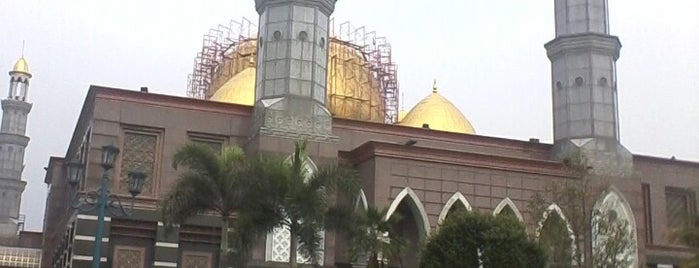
220 217 230 268
368 252 379 268
289 226 298 268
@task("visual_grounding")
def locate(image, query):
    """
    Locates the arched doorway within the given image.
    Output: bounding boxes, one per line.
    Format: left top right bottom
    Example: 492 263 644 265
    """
385 187 430 268
537 204 575 268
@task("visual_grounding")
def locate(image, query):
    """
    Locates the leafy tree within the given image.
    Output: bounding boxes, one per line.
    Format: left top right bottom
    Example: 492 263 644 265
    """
159 143 249 268
420 211 547 268
243 140 361 268
329 205 406 268
528 153 635 268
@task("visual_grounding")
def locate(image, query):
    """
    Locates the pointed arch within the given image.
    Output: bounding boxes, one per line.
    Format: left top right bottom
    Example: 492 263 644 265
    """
385 187 431 238
536 203 577 266
592 186 638 267
492 197 524 222
355 189 368 211
536 203 575 239
266 152 324 264
283 153 318 179
438 192 472 224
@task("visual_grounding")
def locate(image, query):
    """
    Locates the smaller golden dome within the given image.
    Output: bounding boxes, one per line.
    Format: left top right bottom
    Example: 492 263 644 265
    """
12 57 29 74
399 81 475 134
210 67 256 105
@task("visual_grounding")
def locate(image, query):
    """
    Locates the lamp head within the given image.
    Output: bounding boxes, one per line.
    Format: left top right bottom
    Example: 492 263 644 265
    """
101 144 120 170
65 160 85 187
127 171 147 197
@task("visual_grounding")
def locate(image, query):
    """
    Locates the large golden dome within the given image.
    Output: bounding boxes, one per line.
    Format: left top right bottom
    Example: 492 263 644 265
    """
11 57 29 74
399 82 475 134
209 38 384 123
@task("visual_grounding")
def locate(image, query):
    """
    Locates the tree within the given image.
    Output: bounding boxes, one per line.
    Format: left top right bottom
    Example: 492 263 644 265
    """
329 205 406 268
243 140 361 268
670 206 699 267
420 211 547 268
159 143 250 268
528 153 636 268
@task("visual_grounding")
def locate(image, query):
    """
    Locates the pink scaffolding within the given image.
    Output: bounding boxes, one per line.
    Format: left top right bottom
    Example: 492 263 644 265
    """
187 18 400 124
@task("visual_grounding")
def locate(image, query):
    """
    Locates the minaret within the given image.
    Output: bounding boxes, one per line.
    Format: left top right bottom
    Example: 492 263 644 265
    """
0 57 32 238
545 0 632 176
249 0 339 145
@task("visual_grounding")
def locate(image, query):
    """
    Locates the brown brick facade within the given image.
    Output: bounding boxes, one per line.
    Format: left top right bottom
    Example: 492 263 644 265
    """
40 86 699 267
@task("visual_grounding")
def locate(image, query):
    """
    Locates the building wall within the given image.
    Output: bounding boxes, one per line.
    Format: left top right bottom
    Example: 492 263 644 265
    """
42 87 699 267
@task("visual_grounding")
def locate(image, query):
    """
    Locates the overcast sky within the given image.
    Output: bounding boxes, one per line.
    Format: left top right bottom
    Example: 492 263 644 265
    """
0 0 697 232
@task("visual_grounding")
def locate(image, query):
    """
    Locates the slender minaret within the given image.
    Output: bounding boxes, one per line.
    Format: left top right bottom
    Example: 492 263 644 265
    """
0 57 32 238
249 0 338 144
545 0 632 176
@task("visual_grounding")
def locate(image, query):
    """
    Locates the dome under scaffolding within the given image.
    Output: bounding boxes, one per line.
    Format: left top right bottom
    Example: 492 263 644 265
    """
187 18 400 124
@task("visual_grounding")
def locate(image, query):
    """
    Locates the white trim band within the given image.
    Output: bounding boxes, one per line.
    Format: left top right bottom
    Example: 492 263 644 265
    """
72 255 107 262
155 242 179 248
74 235 109 242
77 214 112 222
154 261 178 267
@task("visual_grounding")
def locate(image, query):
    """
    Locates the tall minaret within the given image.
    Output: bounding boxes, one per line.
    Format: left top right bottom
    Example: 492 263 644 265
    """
0 57 32 238
249 0 339 145
545 0 632 176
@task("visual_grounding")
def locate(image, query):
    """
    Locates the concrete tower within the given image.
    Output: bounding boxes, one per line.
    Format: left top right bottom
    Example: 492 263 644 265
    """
0 57 32 238
249 0 339 145
545 0 632 176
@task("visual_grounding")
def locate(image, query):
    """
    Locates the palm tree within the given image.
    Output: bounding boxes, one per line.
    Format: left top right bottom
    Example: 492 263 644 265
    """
243 140 361 268
159 143 250 268
333 205 405 268
671 214 699 268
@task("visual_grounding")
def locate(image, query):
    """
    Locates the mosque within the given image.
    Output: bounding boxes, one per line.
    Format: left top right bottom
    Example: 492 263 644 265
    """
36 0 698 267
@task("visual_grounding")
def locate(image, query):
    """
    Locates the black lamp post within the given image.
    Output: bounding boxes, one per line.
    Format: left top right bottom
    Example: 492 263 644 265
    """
65 144 147 268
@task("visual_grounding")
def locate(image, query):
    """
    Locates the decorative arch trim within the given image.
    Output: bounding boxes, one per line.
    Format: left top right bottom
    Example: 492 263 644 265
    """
356 189 368 211
284 153 318 178
492 197 524 222
536 203 578 263
438 192 472 224
385 187 431 238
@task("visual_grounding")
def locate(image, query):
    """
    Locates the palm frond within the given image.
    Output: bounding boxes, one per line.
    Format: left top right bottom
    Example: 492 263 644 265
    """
159 171 217 230
171 143 219 174
297 220 325 265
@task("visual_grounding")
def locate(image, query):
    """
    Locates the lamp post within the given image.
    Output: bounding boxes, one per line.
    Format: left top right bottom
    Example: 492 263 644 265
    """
65 144 147 268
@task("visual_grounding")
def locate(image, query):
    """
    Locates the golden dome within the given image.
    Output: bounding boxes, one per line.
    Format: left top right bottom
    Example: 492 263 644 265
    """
210 67 256 105
11 57 29 74
208 38 384 123
399 82 475 134
398 109 407 122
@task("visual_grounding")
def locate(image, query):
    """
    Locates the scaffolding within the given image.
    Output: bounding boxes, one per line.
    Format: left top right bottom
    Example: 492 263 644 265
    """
187 18 400 124
328 20 400 123
187 18 257 99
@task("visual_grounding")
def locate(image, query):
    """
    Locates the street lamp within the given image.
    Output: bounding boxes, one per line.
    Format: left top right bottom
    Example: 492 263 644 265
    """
65 144 147 268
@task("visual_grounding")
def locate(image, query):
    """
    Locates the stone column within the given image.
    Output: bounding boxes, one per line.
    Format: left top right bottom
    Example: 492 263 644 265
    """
546 0 632 176
249 0 339 145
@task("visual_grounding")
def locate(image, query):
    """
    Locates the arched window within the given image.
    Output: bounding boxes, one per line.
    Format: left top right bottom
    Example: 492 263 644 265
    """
537 204 576 267
592 187 638 267
492 197 524 222
438 192 472 225
384 187 431 266
266 153 325 265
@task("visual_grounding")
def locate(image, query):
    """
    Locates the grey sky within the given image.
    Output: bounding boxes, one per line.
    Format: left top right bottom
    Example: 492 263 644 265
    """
0 0 697 232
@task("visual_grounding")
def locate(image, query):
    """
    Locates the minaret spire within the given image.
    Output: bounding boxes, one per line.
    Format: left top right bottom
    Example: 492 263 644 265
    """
0 56 33 238
546 0 632 176
249 0 339 144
